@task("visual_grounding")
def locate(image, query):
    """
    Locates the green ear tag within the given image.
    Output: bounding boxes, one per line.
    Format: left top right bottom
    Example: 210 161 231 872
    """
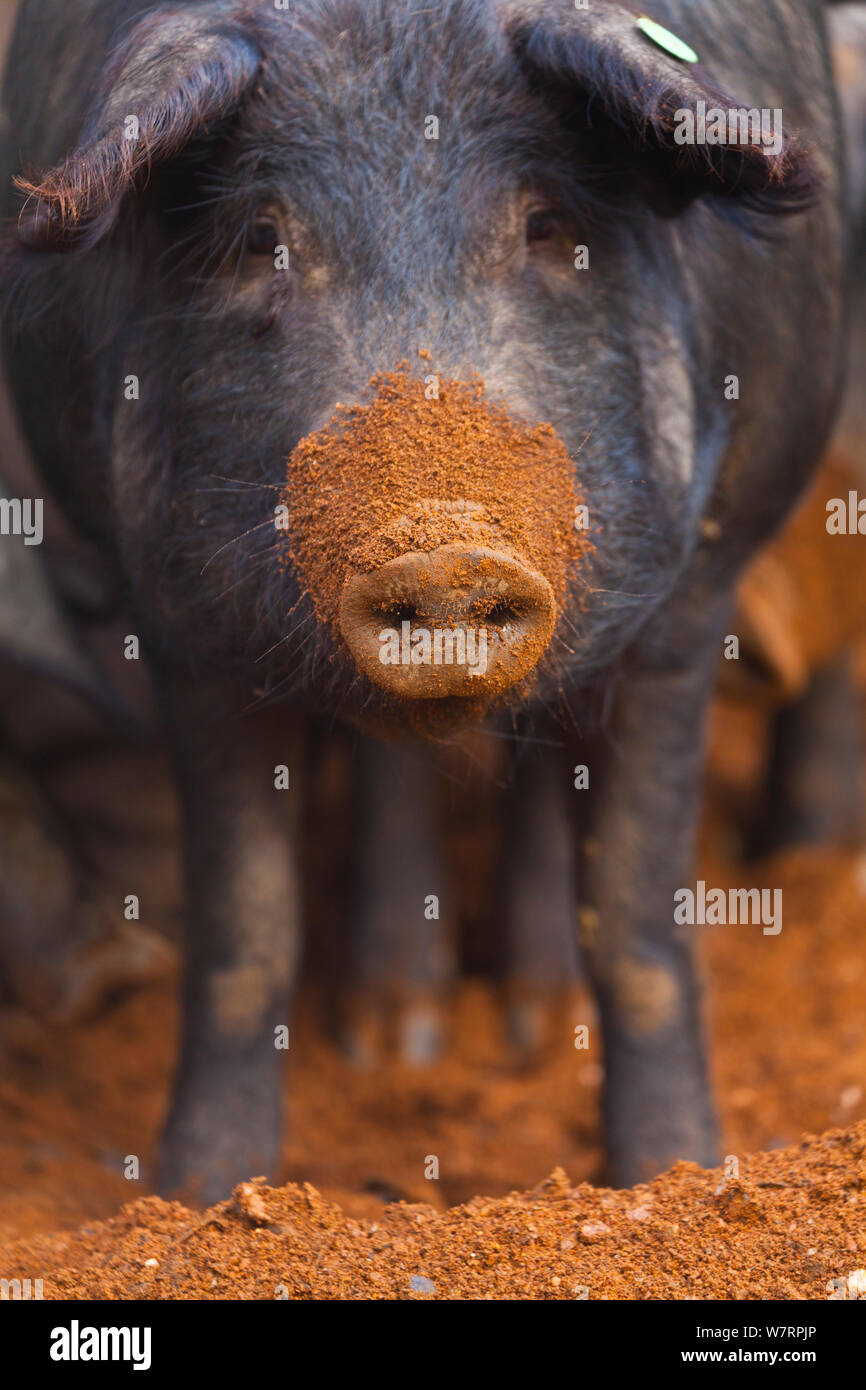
636 16 699 64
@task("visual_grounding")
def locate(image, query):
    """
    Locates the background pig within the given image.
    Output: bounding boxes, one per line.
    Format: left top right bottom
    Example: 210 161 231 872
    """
0 428 175 1021
0 0 846 1200
714 1 866 858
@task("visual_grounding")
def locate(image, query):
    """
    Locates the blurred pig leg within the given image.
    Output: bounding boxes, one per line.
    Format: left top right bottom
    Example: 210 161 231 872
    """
0 743 97 1012
499 737 579 1054
571 660 719 1187
157 681 302 1204
0 744 174 1021
342 735 449 1066
758 653 863 854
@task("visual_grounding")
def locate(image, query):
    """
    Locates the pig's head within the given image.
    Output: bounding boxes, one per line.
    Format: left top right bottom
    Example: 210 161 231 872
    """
11 0 819 735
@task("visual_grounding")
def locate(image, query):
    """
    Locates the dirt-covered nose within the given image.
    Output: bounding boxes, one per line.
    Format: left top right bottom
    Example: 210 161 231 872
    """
338 544 556 699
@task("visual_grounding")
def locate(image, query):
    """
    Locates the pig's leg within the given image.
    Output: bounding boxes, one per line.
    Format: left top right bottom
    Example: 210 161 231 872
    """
0 744 174 1021
157 680 301 1204
499 737 579 1053
342 735 448 1065
572 661 719 1187
757 654 862 854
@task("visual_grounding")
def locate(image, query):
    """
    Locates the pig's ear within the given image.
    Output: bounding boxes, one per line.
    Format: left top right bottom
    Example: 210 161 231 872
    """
508 6 818 216
15 7 262 250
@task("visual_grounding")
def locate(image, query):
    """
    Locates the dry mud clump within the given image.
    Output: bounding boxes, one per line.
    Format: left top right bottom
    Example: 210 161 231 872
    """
2 1122 865 1300
284 362 590 631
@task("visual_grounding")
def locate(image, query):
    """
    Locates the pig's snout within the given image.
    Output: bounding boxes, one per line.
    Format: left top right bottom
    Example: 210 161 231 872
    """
338 544 556 700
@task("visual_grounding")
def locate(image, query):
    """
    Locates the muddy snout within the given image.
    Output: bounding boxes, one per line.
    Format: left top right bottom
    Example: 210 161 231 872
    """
339 544 555 699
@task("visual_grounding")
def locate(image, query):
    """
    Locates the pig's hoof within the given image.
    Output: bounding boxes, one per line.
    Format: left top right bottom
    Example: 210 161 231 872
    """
49 922 177 1025
156 1139 279 1208
505 989 578 1059
339 996 444 1066
337 1004 382 1067
505 998 548 1056
396 1002 443 1065
607 1139 721 1188
4 920 177 1025
156 1091 282 1207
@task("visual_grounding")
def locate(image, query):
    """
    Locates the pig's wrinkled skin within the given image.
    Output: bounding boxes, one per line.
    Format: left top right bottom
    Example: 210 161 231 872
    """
0 0 846 1198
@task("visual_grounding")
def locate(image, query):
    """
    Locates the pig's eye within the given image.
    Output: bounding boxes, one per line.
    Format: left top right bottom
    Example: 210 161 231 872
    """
246 218 281 256
525 207 559 245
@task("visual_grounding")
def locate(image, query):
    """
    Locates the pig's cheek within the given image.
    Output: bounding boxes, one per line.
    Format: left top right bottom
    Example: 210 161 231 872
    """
110 396 173 572
213 263 296 331
477 282 571 396
634 318 697 491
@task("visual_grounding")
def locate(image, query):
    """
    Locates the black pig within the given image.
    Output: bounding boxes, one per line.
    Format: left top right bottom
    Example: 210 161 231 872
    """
0 0 845 1199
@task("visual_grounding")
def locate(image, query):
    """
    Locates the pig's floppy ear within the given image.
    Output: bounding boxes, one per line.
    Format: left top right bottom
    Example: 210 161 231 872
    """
508 4 818 215
15 7 262 251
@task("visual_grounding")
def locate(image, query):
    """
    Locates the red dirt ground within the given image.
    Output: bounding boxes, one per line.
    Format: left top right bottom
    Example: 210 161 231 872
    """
1 743 865 1296
2 1121 865 1300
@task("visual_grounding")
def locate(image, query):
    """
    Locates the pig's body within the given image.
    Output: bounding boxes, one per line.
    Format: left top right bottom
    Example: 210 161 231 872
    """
0 0 845 1198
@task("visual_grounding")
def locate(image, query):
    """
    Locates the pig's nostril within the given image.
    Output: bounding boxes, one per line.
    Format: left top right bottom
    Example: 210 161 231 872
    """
381 600 418 626
485 601 521 627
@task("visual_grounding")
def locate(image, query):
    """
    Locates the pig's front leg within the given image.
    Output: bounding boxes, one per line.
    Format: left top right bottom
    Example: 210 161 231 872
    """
342 734 448 1065
499 736 579 1054
573 656 720 1187
156 679 302 1204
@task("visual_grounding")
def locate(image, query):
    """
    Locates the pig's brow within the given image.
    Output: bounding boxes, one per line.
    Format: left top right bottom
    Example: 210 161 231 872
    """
163 223 248 297
163 193 239 214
